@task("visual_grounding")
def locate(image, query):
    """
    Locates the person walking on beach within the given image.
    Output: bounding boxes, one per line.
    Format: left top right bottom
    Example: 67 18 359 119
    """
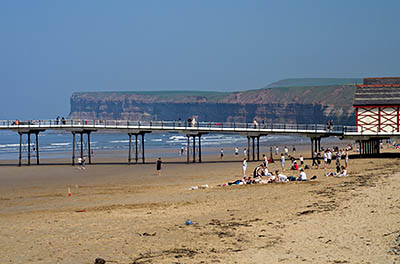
281 154 285 170
284 146 289 156
235 147 239 156
243 148 247 157
275 146 279 155
263 154 268 167
292 146 296 154
299 155 304 166
345 149 349 168
220 148 224 160
242 158 247 176
156 157 162 176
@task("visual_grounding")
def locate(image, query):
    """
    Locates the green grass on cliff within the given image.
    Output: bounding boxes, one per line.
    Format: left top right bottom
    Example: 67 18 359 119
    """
265 78 362 88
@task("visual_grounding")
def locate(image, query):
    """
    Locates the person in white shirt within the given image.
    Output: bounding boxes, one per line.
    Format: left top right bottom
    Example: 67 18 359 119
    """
337 166 347 177
281 154 285 170
297 168 307 181
284 146 289 156
242 158 247 176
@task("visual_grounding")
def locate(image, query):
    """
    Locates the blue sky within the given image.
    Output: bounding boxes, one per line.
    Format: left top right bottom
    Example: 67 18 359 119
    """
1 0 400 119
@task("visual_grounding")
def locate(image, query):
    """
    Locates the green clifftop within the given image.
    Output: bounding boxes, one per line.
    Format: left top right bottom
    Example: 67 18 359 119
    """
69 78 358 125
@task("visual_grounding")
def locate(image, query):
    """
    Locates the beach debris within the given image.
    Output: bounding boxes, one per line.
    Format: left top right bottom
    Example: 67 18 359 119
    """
75 209 86 213
94 258 106 264
68 187 71 197
190 184 209 190
185 219 193 225
137 232 156 237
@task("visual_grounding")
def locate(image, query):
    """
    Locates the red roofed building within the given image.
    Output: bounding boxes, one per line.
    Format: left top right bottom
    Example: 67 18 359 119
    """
353 77 400 134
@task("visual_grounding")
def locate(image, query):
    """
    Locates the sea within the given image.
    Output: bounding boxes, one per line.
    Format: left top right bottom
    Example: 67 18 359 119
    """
0 130 340 161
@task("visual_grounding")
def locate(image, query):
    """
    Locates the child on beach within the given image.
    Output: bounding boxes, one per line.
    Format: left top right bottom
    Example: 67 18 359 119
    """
242 158 247 176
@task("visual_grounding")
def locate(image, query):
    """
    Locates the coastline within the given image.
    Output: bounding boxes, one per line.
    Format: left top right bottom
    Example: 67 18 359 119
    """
0 147 399 263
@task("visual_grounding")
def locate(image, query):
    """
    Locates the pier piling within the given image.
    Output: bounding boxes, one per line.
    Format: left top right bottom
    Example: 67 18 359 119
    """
35 132 39 165
72 132 76 166
18 132 22 167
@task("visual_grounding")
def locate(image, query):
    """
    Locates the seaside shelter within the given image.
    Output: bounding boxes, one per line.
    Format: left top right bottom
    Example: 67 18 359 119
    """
353 77 400 155
353 77 400 134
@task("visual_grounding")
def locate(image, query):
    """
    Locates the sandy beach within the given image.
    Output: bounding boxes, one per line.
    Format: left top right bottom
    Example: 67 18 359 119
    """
0 145 399 263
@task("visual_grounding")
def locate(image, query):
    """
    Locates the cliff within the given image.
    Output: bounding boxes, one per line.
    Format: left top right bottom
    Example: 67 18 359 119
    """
69 79 358 125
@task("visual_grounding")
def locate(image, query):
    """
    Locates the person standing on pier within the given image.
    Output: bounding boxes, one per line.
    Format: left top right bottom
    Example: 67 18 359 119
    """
156 157 162 176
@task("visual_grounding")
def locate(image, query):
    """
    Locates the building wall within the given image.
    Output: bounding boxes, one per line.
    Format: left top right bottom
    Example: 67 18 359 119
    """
356 106 399 134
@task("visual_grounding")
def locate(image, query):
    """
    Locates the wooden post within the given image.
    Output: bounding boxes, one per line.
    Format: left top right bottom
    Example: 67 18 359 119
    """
87 132 91 164
256 136 260 161
192 135 196 163
247 136 250 161
80 132 83 160
128 133 132 165
311 138 314 160
135 133 138 164
252 137 255 161
198 134 202 163
187 135 190 164
72 132 76 166
35 132 39 165
27 132 31 166
141 133 145 164
18 132 22 167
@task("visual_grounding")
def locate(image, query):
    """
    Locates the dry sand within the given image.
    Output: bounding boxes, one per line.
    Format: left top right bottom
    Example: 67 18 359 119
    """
0 146 399 263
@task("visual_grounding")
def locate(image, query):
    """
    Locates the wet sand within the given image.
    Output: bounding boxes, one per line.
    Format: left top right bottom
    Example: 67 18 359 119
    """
0 145 399 263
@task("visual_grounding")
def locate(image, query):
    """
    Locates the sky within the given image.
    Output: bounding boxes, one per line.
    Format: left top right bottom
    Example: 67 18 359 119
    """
1 0 400 119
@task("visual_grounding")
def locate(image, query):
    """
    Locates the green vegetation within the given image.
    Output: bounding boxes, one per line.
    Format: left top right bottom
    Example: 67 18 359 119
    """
265 78 362 88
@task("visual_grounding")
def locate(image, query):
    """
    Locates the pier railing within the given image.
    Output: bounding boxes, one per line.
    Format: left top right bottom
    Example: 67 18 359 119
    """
0 119 357 134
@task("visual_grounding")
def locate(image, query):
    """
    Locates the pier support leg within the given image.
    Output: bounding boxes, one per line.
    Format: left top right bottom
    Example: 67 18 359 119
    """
252 136 255 161
87 132 91 164
18 132 22 167
257 136 260 161
247 136 250 161
311 138 314 160
192 136 196 163
27 133 31 166
135 134 138 164
128 133 132 165
80 132 83 160
35 132 39 165
141 133 145 164
72 132 76 166
318 138 321 152
187 135 190 164
198 135 202 163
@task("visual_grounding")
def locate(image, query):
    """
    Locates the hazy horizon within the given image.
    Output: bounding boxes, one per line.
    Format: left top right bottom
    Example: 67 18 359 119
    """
1 1 400 119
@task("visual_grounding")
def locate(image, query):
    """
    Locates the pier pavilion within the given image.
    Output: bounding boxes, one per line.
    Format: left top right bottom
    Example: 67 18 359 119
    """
352 77 400 156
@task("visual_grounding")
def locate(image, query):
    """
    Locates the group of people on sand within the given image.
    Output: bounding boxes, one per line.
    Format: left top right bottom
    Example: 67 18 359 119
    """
311 147 349 172
222 162 309 187
219 143 351 187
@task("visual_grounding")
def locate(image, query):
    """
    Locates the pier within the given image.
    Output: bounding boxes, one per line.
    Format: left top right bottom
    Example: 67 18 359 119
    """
0 119 394 166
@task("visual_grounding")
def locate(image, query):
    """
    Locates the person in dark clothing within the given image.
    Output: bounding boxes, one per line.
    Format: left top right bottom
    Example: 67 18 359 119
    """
156 157 162 176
